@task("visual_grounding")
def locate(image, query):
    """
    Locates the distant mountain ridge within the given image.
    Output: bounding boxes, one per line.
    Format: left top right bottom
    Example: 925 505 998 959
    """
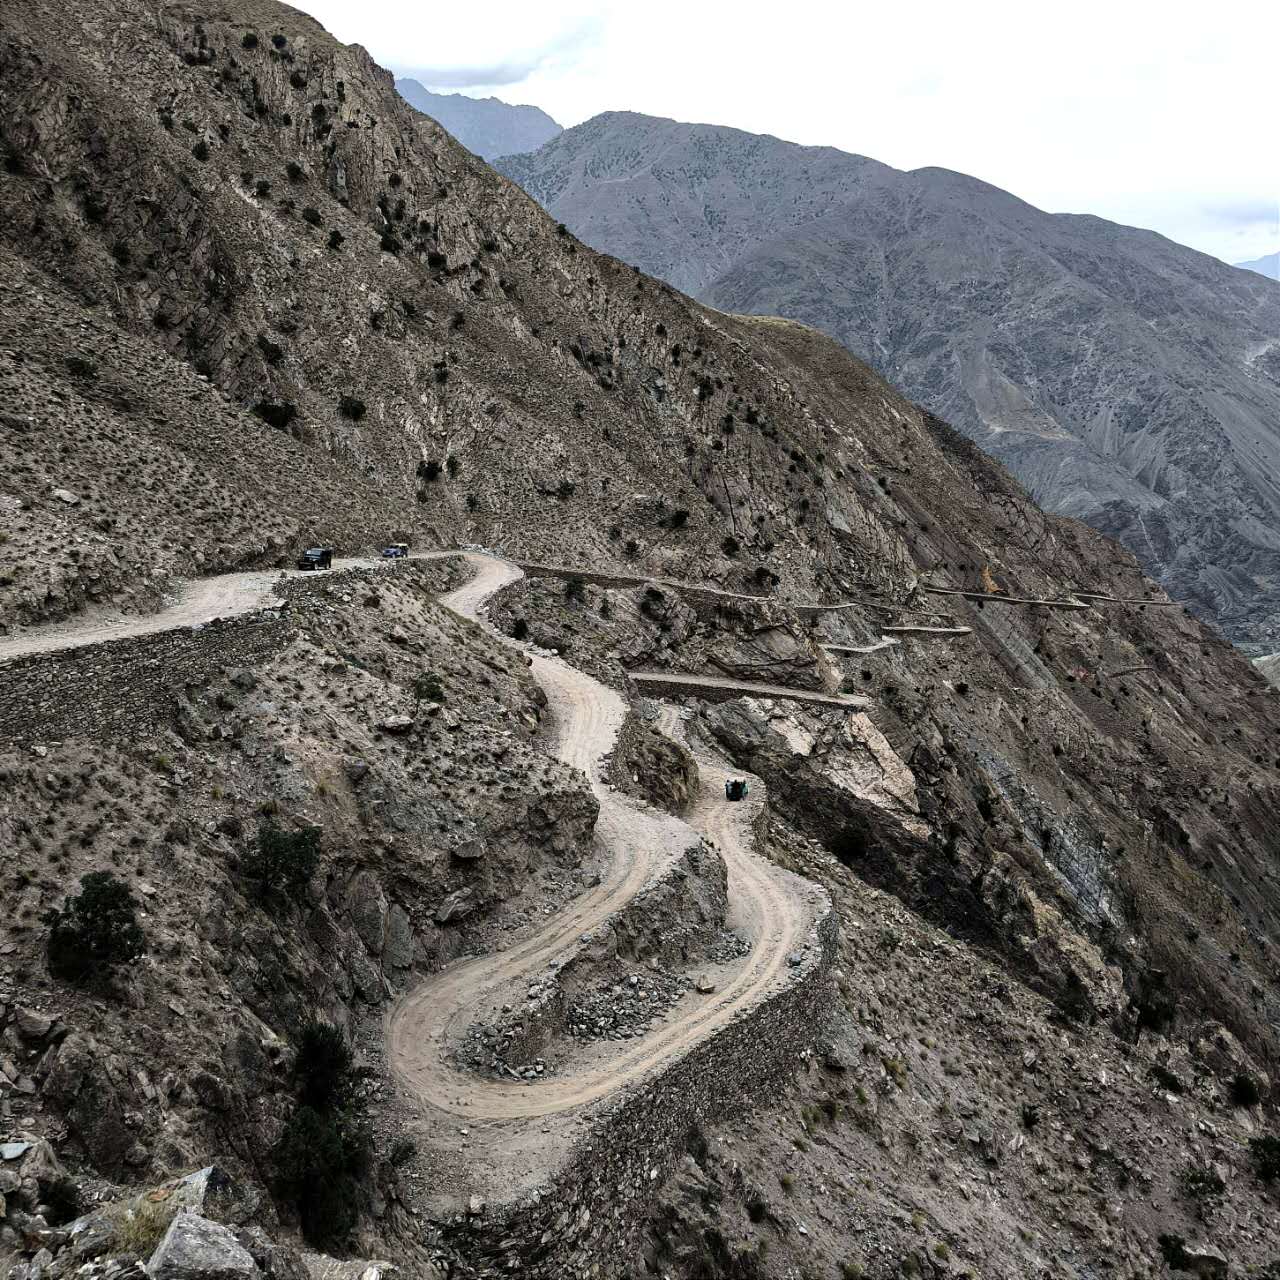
498 111 1280 650
395 79 560 159
1236 251 1280 280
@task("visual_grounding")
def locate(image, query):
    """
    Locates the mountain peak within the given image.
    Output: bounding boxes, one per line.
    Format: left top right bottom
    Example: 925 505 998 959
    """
395 78 560 159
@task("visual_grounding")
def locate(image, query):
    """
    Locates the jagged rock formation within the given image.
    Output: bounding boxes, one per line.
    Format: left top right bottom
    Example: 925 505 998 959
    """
3 1 1280 1277
497 112 1280 651
394 80 560 160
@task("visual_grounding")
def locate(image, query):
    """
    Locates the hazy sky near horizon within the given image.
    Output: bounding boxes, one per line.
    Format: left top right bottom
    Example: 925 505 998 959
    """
297 0 1277 264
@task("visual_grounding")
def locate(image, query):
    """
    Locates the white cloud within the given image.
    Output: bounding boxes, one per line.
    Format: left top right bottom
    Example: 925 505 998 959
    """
295 0 1278 262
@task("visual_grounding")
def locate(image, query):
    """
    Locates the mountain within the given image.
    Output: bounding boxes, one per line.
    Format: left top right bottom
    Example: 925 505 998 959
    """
4 4 1280 1278
395 78 560 158
497 112 1280 652
1237 250 1280 280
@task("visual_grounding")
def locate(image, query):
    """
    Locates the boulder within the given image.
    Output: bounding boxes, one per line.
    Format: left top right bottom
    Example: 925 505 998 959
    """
382 905 415 968
434 889 476 925
377 715 414 734
14 1008 54 1041
43 1034 133 1175
147 1211 260 1279
1180 1244 1228 1279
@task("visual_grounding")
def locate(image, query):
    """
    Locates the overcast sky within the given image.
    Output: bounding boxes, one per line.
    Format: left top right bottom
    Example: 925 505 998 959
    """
297 0 1277 265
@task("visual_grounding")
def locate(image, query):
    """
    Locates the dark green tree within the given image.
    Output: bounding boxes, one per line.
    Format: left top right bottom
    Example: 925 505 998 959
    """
249 823 320 904
45 871 145 983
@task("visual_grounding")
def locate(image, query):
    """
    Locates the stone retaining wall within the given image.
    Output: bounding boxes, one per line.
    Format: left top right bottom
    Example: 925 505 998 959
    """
0 610 292 747
0 558 465 749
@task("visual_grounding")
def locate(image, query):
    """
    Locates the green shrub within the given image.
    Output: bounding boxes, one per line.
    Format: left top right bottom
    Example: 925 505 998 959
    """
191 140 210 162
412 671 445 707
295 1020 354 1110
327 229 344 251
1158 1235 1190 1269
446 454 461 477
45 871 145 984
241 31 259 48
248 823 320 903
1230 1072 1262 1107
286 160 304 181
273 1105 369 1246
1250 1135 1280 1181
302 207 322 227
389 1138 416 1166
721 535 740 557
1180 1162 1225 1200
338 395 366 420
256 334 283 365
511 618 529 641
252 401 298 432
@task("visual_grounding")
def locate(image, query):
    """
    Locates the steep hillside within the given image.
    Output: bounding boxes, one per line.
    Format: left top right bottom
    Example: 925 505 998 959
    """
395 79 561 160
497 113 1280 652
3 3 1280 1278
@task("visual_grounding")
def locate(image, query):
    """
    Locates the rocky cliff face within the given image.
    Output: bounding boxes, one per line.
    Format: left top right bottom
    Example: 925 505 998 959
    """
498 112 1280 652
4 2 1280 1277
394 80 561 160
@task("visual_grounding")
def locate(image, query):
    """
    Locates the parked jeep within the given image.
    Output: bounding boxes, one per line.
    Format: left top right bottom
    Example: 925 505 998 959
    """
296 546 333 571
381 542 410 558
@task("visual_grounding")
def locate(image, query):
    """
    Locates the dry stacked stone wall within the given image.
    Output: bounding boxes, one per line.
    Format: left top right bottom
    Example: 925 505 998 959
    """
0 611 291 747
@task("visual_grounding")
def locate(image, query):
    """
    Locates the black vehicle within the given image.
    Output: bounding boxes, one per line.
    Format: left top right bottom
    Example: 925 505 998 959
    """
296 546 334 571
725 778 749 802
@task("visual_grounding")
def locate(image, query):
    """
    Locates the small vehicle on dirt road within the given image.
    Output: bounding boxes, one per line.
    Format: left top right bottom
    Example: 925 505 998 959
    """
724 778 749 802
296 547 334 571
381 543 410 558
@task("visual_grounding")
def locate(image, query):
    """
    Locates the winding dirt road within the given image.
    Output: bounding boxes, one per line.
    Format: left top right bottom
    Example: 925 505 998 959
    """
385 552 824 1121
1 549 830 1182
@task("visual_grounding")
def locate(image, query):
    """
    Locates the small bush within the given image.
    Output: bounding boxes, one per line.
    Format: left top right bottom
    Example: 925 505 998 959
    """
721 535 740 557
327 228 344 251
338 395 366 420
255 179 272 198
1230 1073 1262 1107
271 33 287 48
565 578 586 602
446 454 461 477
252 401 297 432
302 206 322 226
248 823 321 904
257 333 284 365
426 250 447 270
511 618 529 641
191 140 210 162
379 233 401 255
295 1020 353 1110
1250 1135 1280 1181
1180 1162 1225 1200
273 1105 368 1247
418 459 441 481
389 1138 416 1167
64 355 97 379
1158 1235 1190 1269
242 31 259 48
412 671 445 706
557 480 576 499
45 871 145 984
